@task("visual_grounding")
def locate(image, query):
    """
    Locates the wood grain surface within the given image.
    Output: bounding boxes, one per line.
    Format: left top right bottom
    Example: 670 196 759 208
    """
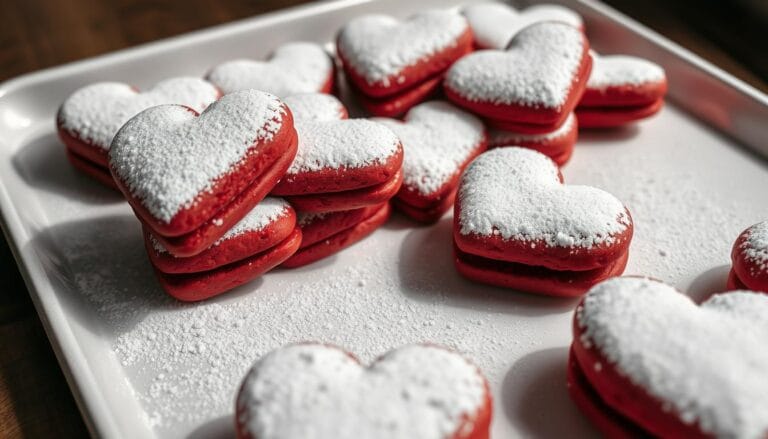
0 1 765 437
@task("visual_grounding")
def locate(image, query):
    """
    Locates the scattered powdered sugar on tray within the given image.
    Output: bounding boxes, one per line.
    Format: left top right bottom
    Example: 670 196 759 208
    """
445 22 585 108
577 277 768 438
236 344 487 439
284 93 347 123
151 197 291 253
58 77 219 150
375 101 485 196
337 10 468 85
489 112 575 146
109 90 286 223
207 42 332 97
463 3 582 50
741 221 768 268
587 54 666 89
457 147 630 248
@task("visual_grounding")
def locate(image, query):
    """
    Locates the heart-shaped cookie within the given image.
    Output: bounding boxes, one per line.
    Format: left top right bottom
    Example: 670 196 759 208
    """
337 10 472 98
444 22 591 129
463 2 583 50
109 90 297 256
147 198 300 301
57 77 220 169
272 93 403 213
455 147 632 271
729 221 768 292
374 101 487 223
282 202 391 268
207 42 334 97
577 53 667 128
235 343 492 439
488 112 577 166
571 277 768 437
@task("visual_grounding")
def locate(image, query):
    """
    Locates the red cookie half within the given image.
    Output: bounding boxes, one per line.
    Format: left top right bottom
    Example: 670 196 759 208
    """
571 277 768 437
282 202 391 268
337 11 472 98
730 221 768 293
454 244 628 297
576 99 664 129
65 148 119 190
488 112 577 166
355 74 444 118
445 22 591 129
374 101 487 223
235 343 492 439
454 148 633 272
109 90 297 257
579 54 667 108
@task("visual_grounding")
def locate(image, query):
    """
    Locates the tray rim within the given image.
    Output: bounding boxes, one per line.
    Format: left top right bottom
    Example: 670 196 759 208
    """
0 0 766 437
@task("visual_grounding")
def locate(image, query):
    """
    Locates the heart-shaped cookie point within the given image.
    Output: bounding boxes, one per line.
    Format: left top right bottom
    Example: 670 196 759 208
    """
337 10 472 97
57 77 220 167
488 112 578 166
272 93 403 211
109 89 296 240
374 101 487 222
463 2 583 50
577 52 667 127
146 197 300 301
207 42 333 97
730 221 768 292
455 147 632 271
444 22 591 128
571 277 768 437
235 343 492 439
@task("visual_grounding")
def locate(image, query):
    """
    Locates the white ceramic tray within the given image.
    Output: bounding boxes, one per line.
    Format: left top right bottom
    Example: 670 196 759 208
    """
1 0 767 437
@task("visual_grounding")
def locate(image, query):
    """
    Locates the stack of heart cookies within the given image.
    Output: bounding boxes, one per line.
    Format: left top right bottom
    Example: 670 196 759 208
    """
109 90 300 301
337 10 473 117
272 93 403 268
453 147 633 297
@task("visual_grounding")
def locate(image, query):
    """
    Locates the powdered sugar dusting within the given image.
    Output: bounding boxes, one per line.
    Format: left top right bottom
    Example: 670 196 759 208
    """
237 344 487 439
284 93 347 123
458 147 630 248
151 198 290 253
109 90 287 223
58 78 219 150
375 101 485 196
742 221 768 267
588 53 666 89
489 112 575 146
578 277 768 438
445 22 585 108
338 11 469 85
207 42 332 97
284 94 400 174
463 3 582 50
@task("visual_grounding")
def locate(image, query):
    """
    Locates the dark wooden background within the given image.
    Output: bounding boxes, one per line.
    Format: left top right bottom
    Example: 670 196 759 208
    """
0 0 765 436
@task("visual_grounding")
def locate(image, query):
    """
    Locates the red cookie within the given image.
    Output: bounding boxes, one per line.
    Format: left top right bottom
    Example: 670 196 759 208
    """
282 202 391 268
488 112 577 166
57 77 219 187
577 53 667 128
355 74 444 118
571 277 768 437
454 148 632 296
235 343 492 439
374 101 487 223
147 198 299 301
337 11 472 98
729 221 768 293
463 2 583 50
207 42 334 97
271 93 403 213
109 90 297 257
444 22 591 131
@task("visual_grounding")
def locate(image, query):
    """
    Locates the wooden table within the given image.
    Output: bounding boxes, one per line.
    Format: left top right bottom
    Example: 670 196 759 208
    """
0 1 765 436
